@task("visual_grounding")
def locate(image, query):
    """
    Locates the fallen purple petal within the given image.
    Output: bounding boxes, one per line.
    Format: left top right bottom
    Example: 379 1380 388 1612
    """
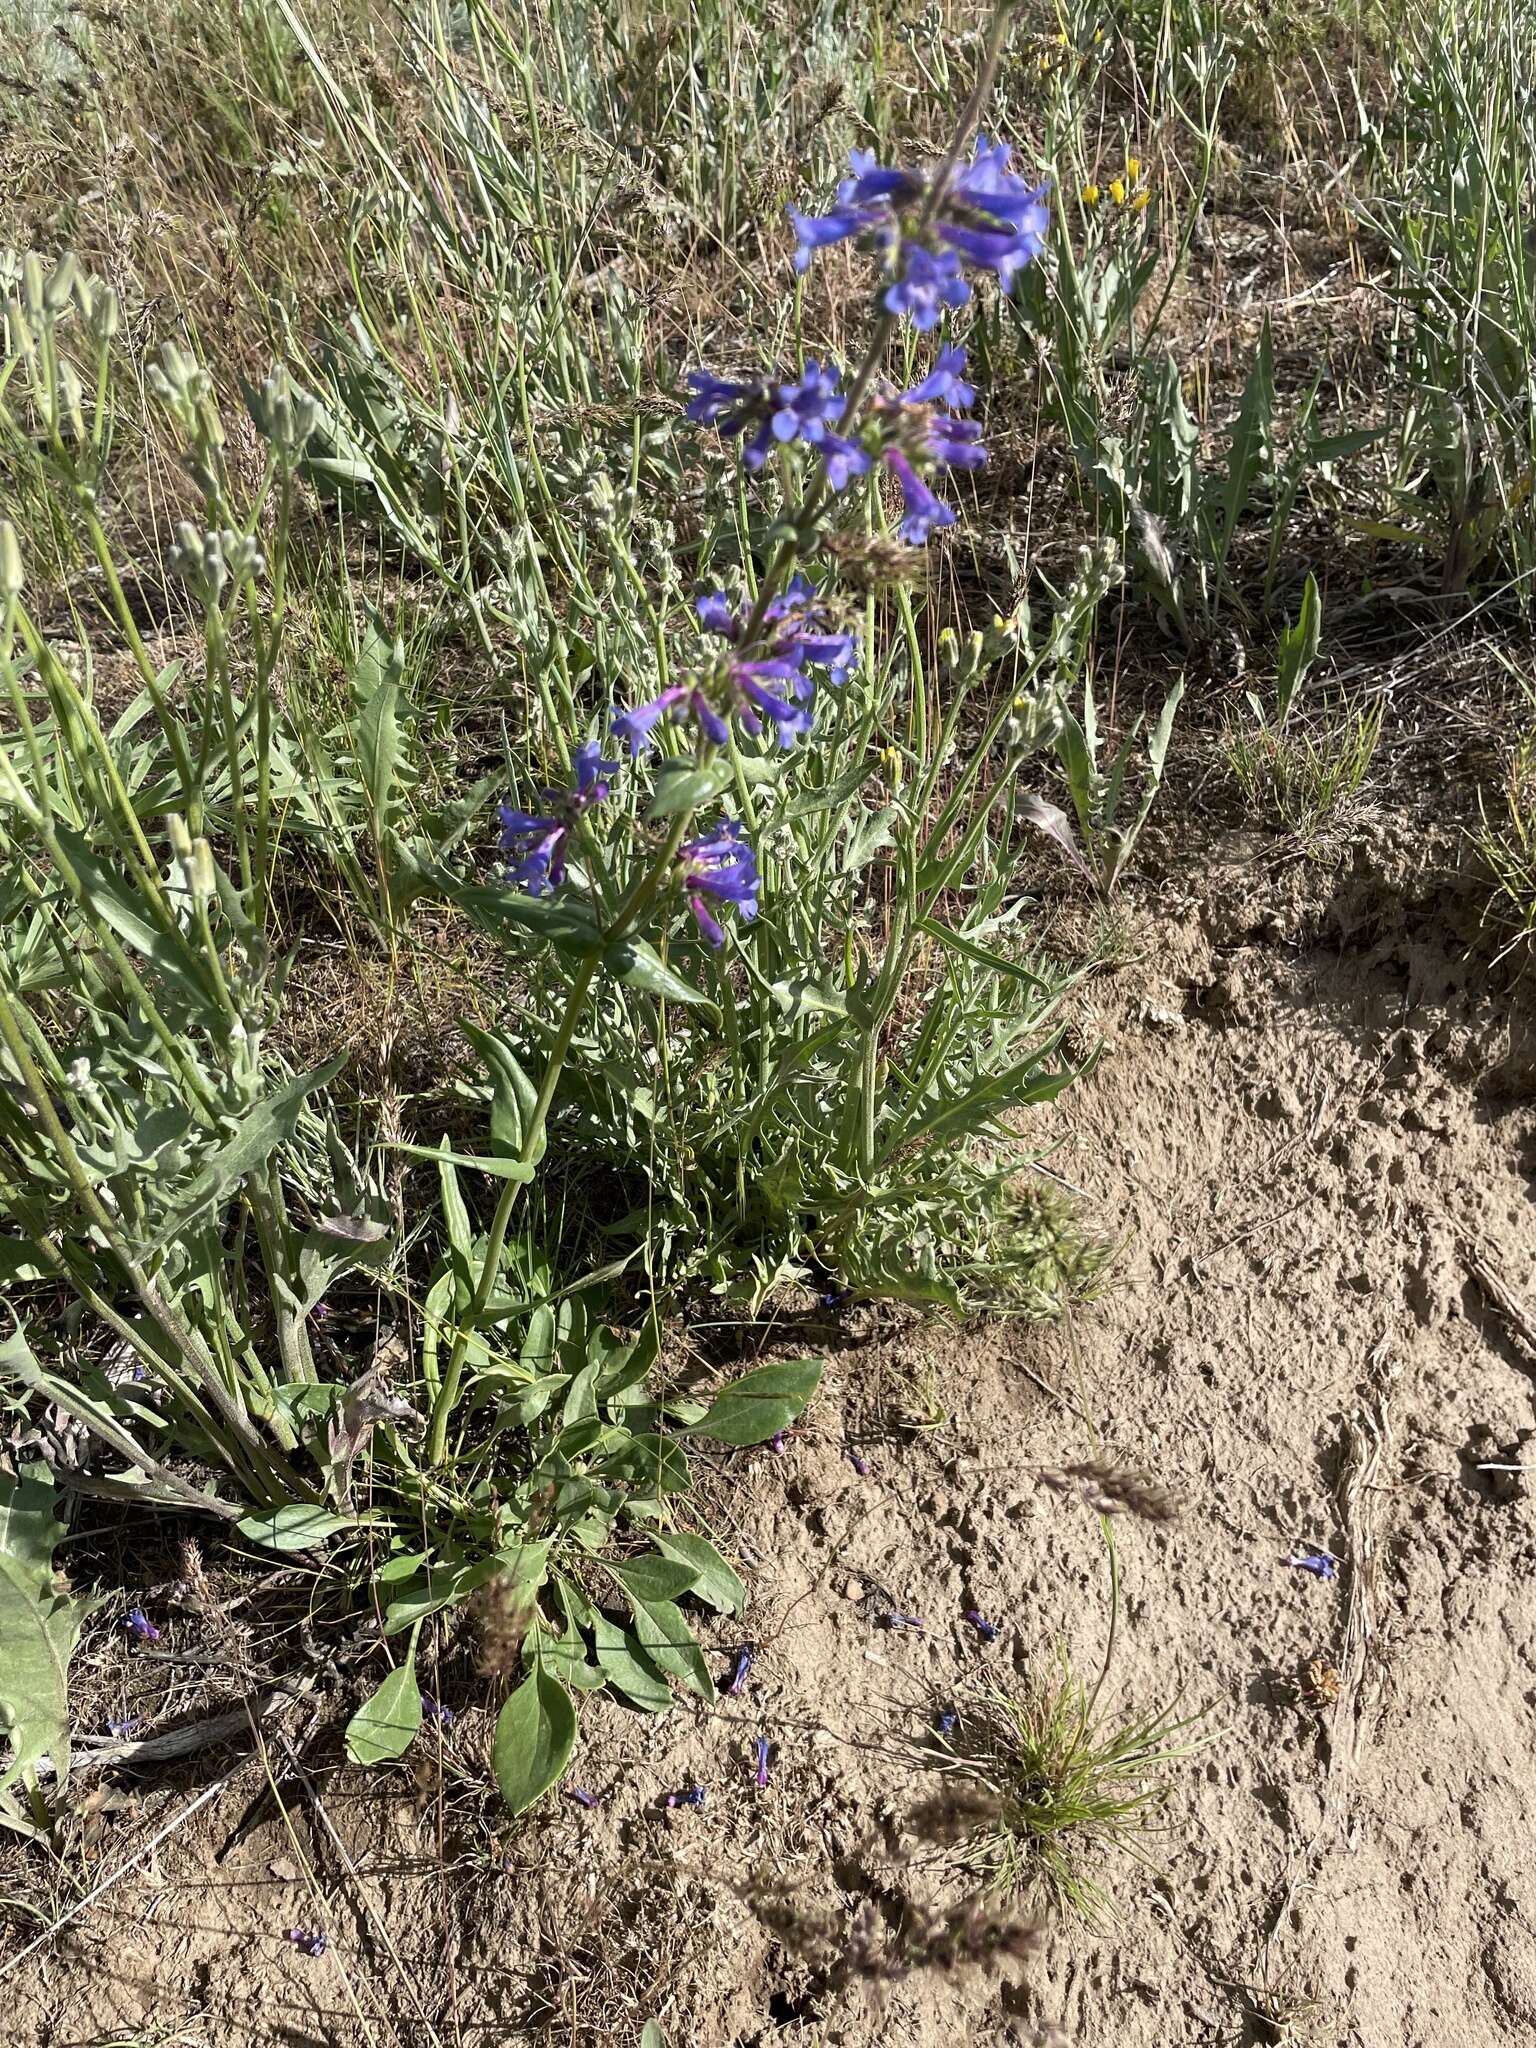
754 1736 771 1788
124 1609 160 1642
847 1449 872 1477
106 1716 143 1738
419 1692 454 1728
665 1785 707 1809
286 1928 328 1958
769 1431 787 1454
1282 1550 1338 1582
883 1612 924 1632
936 1708 958 1736
963 1608 1000 1642
566 1785 601 1809
726 1646 755 1696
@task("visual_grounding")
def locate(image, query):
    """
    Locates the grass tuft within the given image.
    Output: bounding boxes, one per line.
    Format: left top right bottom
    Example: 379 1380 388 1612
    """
928 1650 1200 1925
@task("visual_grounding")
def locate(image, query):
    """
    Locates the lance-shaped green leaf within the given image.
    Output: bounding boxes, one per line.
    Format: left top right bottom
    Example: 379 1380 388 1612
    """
345 1656 423 1765
590 1610 673 1712
601 935 719 1013
0 1464 98 1795
686 1358 823 1447
493 1664 576 1815
600 1557 715 1702
652 1531 747 1617
352 616 407 831
149 1054 349 1250
646 759 735 820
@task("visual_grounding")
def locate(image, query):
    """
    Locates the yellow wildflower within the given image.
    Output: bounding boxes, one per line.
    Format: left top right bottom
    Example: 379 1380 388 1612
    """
1127 156 1141 180
1131 187 1151 211
1108 176 1127 205
1081 182 1101 205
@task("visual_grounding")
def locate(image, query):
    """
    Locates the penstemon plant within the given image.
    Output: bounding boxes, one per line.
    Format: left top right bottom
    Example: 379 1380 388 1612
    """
0 4 1115 1824
420 3 1111 1323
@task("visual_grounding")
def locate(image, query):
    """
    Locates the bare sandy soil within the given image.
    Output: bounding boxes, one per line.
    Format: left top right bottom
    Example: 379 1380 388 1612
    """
8 807 1536 2048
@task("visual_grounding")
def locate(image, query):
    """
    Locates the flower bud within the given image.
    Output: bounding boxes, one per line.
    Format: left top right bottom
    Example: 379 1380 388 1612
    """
44 254 80 314
246 363 319 460
20 253 45 320
188 836 218 903
85 282 120 345
6 300 34 358
0 521 24 600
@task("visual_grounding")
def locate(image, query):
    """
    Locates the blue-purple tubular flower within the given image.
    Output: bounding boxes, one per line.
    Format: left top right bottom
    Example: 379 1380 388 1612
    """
686 369 779 469
687 359 868 482
498 739 616 895
944 136 1052 286
901 344 976 410
884 447 956 544
1283 1549 1338 1582
877 342 987 543
771 359 844 446
789 136 1049 327
678 818 759 947
614 581 857 756
884 244 969 331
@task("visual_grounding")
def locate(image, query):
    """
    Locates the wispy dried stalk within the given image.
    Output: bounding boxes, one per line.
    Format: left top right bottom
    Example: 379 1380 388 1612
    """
1034 1460 1181 1523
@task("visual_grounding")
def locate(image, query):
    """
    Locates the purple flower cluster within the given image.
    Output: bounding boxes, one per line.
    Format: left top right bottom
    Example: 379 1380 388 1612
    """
876 344 987 543
677 818 759 948
790 136 1050 330
686 359 868 485
498 741 616 896
685 337 987 549
612 579 856 758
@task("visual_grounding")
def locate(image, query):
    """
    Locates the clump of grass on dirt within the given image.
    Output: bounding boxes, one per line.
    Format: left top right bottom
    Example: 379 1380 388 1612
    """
930 1652 1198 1924
1226 696 1385 840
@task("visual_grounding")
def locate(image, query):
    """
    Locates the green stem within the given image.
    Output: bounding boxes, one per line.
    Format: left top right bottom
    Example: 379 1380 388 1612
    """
80 505 198 805
0 976 287 1483
423 952 598 1466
